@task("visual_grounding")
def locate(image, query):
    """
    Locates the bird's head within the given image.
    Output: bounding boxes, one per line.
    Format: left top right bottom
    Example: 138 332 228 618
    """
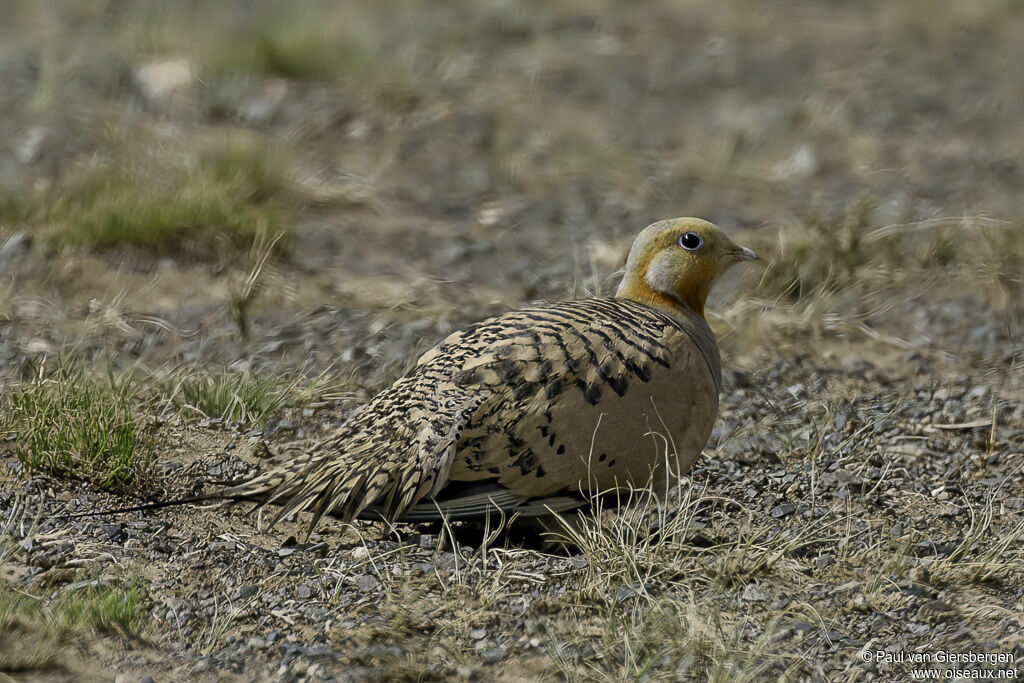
615 217 758 318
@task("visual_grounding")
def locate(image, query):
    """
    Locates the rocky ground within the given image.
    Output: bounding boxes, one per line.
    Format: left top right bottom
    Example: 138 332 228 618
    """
1 1 1023 681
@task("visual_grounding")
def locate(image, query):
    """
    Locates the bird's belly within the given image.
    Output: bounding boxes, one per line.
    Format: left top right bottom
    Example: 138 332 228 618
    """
455 363 719 499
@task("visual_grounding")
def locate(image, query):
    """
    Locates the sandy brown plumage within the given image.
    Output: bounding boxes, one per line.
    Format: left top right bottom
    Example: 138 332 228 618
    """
215 217 758 531
84 218 757 531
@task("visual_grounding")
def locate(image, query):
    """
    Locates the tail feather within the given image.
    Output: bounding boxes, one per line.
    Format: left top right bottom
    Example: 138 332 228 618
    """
64 390 492 531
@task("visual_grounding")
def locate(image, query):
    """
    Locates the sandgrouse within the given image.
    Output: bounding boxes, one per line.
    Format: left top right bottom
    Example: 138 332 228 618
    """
206 217 758 531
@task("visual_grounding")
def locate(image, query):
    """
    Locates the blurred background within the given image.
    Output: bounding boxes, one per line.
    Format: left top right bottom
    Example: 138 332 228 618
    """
1 0 1022 382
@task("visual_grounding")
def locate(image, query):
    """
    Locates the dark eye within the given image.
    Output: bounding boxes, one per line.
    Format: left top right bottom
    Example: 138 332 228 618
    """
678 231 704 251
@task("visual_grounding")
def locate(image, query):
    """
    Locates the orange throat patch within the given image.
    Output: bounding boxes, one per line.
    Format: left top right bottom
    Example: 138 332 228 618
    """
617 277 706 319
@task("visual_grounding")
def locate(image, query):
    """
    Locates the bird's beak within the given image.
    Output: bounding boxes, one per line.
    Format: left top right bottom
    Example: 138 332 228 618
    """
734 245 759 261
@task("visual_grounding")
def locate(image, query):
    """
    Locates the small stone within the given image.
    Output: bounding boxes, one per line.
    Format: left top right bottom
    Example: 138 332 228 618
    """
103 524 128 544
235 584 258 600
456 665 480 679
296 584 312 599
134 58 194 101
848 594 869 614
240 79 288 124
350 546 370 561
0 233 30 266
192 657 212 674
770 503 796 518
15 128 46 164
741 584 769 602
353 574 380 592
813 554 833 570
470 628 487 640
615 582 645 601
968 385 989 399
480 647 507 665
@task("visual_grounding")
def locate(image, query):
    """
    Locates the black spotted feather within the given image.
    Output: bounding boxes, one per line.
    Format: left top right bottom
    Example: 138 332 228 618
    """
218 297 720 528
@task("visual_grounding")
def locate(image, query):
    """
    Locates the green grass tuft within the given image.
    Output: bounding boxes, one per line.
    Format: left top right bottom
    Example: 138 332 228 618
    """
3 136 291 254
1 364 154 492
69 196 277 250
0 583 146 645
167 368 292 426
206 20 373 81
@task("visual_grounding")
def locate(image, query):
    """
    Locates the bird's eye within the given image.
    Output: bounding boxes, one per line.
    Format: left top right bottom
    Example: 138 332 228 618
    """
678 231 704 251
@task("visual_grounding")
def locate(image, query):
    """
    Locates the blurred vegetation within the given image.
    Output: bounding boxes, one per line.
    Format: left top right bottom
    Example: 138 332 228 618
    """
199 16 374 82
758 199 880 301
0 137 290 254
754 199 1023 316
0 583 146 671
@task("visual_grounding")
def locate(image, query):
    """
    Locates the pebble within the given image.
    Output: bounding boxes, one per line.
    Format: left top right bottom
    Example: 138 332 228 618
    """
741 584 769 602
770 503 797 518
480 648 507 665
615 582 646 601
456 665 481 679
352 574 380 592
134 58 194 101
235 584 258 600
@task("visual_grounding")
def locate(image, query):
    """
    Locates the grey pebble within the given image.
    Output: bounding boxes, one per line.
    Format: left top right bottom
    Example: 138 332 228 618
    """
234 584 258 600
480 647 507 665
353 574 380 592
770 503 796 518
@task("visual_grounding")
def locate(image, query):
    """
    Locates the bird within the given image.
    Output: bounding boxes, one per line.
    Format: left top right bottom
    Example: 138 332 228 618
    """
89 218 758 534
